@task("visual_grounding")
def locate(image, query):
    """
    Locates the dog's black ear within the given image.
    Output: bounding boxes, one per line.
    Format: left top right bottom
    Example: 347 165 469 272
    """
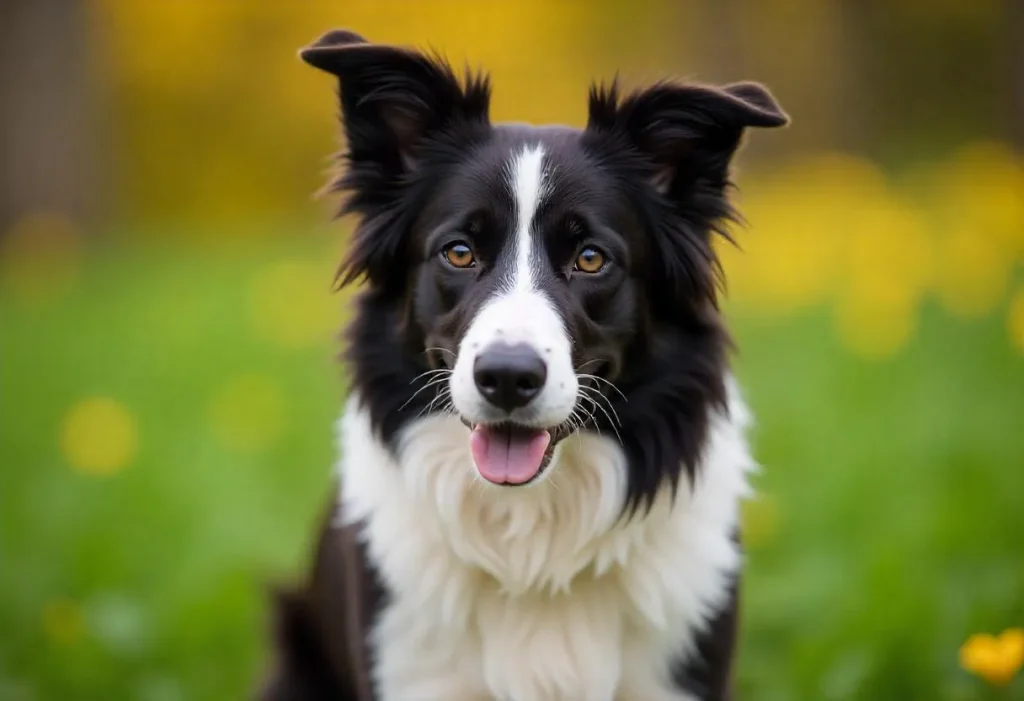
586 79 787 196
586 80 787 306
300 28 491 174
300 30 491 289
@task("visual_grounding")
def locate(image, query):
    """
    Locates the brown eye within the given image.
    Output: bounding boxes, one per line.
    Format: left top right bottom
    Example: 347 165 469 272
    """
574 246 606 274
442 242 476 269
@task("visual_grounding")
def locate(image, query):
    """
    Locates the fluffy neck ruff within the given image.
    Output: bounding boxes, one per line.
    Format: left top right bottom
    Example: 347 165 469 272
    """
336 378 754 600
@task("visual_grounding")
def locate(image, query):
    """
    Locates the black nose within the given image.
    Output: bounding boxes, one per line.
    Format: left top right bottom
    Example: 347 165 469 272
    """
473 343 547 412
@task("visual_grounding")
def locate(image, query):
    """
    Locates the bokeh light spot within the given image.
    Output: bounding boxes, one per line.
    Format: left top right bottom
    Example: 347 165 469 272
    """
87 593 147 655
42 599 84 646
208 373 286 454
248 261 336 350
61 397 138 476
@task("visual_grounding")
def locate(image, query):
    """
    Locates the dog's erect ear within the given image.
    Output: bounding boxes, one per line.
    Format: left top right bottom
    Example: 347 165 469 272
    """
300 29 491 173
587 80 787 306
300 30 491 290
586 79 788 196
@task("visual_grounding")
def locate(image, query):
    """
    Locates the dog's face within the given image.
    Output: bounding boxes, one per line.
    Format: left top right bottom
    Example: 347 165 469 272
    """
302 30 786 506
413 131 649 486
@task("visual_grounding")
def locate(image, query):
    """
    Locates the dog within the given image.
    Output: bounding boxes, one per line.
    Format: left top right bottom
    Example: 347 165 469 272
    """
259 29 788 701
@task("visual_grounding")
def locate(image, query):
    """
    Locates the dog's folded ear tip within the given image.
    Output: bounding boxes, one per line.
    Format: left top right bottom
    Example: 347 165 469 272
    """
309 28 369 49
297 47 327 69
298 29 369 65
722 81 790 127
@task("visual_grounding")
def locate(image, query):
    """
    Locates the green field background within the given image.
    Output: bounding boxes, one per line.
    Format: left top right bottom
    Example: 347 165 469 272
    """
2 1 1023 699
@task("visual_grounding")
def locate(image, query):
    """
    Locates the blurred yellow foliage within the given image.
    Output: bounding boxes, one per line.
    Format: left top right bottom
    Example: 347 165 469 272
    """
960 628 1024 686
836 197 931 359
88 0 602 228
61 397 138 476
208 373 286 454
728 142 1024 359
78 3 1024 361
724 152 891 316
931 142 1024 319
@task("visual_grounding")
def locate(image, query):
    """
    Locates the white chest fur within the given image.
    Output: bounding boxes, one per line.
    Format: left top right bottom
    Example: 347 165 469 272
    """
335 384 755 701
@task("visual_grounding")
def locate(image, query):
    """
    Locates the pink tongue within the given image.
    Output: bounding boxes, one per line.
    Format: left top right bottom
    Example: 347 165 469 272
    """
470 425 551 484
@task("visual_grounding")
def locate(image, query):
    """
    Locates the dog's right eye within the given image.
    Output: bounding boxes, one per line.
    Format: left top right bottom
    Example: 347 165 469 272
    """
574 246 607 274
441 242 476 269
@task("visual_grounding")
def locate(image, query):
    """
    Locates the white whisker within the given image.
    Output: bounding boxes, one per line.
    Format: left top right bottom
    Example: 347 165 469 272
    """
576 373 627 402
578 385 620 428
423 346 457 361
409 367 452 385
577 386 622 444
400 371 453 412
574 358 605 373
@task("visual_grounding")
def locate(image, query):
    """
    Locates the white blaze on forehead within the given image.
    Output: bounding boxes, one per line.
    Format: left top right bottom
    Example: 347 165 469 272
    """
449 141 577 430
507 144 548 293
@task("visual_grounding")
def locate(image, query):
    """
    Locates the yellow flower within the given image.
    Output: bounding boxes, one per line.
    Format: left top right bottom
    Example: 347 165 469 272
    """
959 628 1024 686
61 397 138 476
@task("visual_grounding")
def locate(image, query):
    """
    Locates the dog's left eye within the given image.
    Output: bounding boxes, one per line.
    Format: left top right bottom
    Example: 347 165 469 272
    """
441 242 476 269
574 246 606 274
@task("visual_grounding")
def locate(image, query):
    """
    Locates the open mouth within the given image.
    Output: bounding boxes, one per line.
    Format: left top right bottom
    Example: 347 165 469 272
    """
464 420 559 486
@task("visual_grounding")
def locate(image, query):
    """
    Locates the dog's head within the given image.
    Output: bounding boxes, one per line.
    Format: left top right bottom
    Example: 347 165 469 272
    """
301 30 787 511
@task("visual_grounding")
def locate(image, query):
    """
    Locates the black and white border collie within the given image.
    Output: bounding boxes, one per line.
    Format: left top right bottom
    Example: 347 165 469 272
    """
260 29 788 701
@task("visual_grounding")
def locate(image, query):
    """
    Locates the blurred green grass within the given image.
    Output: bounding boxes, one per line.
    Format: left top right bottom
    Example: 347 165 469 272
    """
1 239 1022 700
